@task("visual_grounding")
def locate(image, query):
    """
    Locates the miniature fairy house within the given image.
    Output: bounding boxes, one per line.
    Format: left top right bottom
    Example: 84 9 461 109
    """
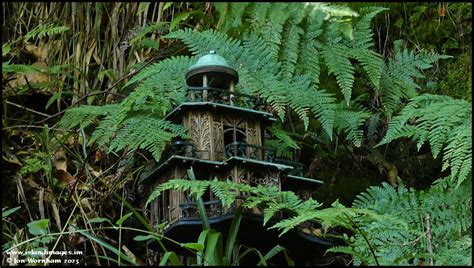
142 51 324 247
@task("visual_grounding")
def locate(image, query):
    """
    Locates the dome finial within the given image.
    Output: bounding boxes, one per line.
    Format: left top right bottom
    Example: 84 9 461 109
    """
185 50 239 87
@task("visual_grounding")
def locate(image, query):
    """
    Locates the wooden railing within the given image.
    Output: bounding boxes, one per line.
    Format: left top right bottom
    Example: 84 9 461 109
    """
187 86 264 110
224 142 276 162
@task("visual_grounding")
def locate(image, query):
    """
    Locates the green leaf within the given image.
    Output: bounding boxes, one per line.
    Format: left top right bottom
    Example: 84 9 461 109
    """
133 235 155 241
159 252 181 266
89 217 113 225
197 229 212 265
163 2 173 12
135 38 160 49
224 205 243 264
187 168 210 229
338 20 353 40
79 230 137 265
2 206 21 220
116 212 133 226
169 11 200 31
27 219 49 235
2 43 11 56
181 242 205 252
45 92 60 110
2 63 42 74
205 231 224 265
258 245 290 265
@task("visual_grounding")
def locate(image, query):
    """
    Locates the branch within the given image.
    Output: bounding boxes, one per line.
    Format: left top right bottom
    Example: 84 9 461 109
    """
6 100 50 117
344 213 380 266
35 44 187 124
425 213 434 266
2 124 72 132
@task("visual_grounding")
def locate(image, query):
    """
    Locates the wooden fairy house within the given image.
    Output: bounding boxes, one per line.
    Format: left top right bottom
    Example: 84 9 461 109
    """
142 51 328 253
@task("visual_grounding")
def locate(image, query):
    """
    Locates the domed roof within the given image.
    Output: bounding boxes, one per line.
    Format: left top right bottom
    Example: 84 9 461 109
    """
187 50 231 71
185 50 239 87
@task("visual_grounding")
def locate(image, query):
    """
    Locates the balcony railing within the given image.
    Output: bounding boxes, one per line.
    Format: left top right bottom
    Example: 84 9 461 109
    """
161 141 307 177
179 200 226 219
160 141 197 163
224 142 276 162
187 86 264 110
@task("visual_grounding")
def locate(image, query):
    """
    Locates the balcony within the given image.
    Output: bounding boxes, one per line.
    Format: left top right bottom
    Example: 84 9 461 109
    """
160 141 307 175
224 142 276 162
179 200 227 219
187 86 264 111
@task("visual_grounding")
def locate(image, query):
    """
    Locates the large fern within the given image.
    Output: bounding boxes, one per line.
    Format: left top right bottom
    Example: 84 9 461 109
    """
264 125 300 159
23 23 69 43
146 178 404 239
333 100 372 147
379 41 452 118
60 3 387 158
59 104 121 130
164 28 337 137
347 180 472 265
211 2 387 107
378 94 472 187
59 56 192 161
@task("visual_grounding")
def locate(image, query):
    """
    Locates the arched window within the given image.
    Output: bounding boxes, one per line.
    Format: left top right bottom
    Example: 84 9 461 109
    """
224 126 247 157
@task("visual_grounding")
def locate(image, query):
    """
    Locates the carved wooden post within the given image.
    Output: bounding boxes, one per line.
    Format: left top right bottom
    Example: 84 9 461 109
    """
203 74 208 101
229 80 235 106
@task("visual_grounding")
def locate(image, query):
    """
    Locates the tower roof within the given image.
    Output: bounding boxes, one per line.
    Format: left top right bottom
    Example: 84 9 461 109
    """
185 50 239 87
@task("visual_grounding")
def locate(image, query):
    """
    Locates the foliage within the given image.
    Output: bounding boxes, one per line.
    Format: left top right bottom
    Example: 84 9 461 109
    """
264 125 300 158
378 94 472 187
2 2 472 266
378 41 452 118
147 176 471 265
213 3 387 105
333 98 372 147
23 23 69 43
59 56 193 161
19 152 51 177
146 178 403 238
337 180 472 265
161 3 387 139
189 199 293 266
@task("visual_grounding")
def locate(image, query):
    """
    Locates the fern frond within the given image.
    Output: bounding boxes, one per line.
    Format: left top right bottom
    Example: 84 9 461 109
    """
259 3 292 62
107 115 187 161
349 48 384 90
333 101 372 147
351 7 388 50
265 125 300 158
209 179 239 207
245 3 271 33
229 3 251 29
279 19 304 79
59 104 120 130
296 8 324 85
24 23 69 42
378 94 471 186
88 111 128 147
165 29 243 65
322 44 355 104
326 246 364 260
351 180 472 265
379 45 451 117
123 56 193 115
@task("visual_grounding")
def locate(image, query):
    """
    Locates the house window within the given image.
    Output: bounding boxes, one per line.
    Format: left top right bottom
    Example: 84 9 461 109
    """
224 126 247 157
